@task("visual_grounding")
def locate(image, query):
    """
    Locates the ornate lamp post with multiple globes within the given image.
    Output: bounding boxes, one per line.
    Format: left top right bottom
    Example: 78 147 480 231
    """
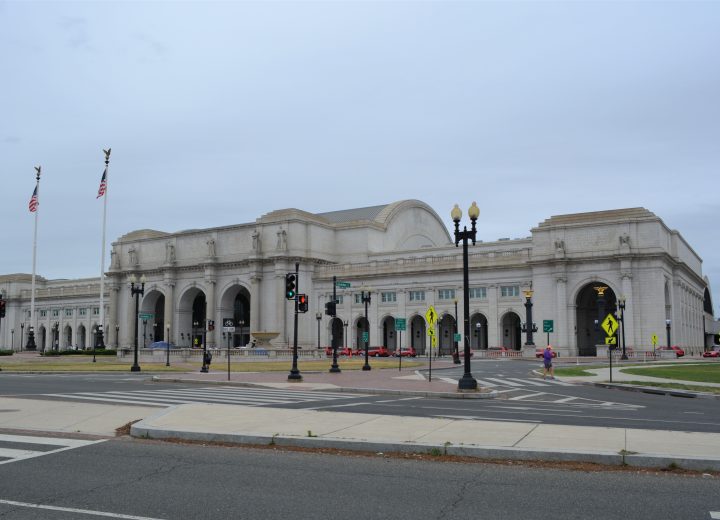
451 202 479 391
128 274 146 372
521 289 537 348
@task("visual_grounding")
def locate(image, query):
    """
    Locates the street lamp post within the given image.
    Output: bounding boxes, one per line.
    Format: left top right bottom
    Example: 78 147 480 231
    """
115 324 120 349
20 323 24 352
361 290 371 371
452 298 460 364
166 324 170 367
92 326 97 363
11 329 14 352
618 297 628 360
129 274 145 372
451 202 480 391
666 319 672 350
153 322 157 345
521 289 536 347
53 322 59 353
142 319 148 349
344 320 348 350
593 286 607 352
315 312 322 350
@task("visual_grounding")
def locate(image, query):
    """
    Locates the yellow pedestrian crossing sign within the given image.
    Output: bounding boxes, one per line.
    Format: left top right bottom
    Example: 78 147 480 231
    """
425 306 437 327
651 334 658 346
601 313 618 337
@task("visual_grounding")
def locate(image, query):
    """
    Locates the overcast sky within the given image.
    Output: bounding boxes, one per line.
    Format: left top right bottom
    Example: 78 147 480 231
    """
1 1 718 315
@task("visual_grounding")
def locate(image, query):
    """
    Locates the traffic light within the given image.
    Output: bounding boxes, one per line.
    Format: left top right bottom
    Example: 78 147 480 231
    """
298 294 308 313
285 273 296 300
325 300 336 317
0 297 5 318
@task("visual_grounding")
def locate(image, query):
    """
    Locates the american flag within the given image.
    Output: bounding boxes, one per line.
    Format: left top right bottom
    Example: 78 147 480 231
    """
97 168 107 198
28 186 38 213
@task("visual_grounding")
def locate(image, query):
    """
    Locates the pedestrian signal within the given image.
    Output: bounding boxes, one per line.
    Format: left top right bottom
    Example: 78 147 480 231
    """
325 301 336 317
298 294 308 313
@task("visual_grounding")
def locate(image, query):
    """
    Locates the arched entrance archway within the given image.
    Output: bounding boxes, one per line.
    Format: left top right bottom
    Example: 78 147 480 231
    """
77 324 86 350
381 316 397 351
64 325 73 349
140 290 165 343
471 314 488 349
501 312 522 350
219 284 251 348
410 315 426 355
38 326 46 352
178 287 207 348
330 317 344 349
575 283 618 356
438 314 455 356
356 317 369 351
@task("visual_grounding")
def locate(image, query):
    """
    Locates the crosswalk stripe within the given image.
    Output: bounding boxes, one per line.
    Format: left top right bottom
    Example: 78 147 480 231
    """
506 378 549 387
103 391 304 403
508 392 546 401
475 379 498 387
552 396 579 403
0 435 104 466
543 379 574 386
440 377 458 384
484 377 524 387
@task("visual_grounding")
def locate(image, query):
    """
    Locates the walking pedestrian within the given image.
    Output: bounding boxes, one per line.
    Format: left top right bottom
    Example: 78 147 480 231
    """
543 345 555 380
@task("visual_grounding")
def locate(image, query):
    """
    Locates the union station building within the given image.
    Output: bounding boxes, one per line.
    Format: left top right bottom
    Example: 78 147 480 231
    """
1 200 717 356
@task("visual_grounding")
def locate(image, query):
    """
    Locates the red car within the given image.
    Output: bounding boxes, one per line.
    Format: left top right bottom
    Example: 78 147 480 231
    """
657 345 685 358
535 348 557 358
368 346 390 357
393 347 417 357
325 346 353 357
702 347 720 358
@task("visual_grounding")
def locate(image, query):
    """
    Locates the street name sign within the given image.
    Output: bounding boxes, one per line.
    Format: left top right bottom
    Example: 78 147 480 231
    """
139 313 154 320
335 281 351 289
454 333 462 342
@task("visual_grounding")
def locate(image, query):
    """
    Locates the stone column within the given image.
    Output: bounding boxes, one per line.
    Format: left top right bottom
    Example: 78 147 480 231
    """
487 284 499 348
108 283 120 348
205 278 216 348
125 284 135 349
621 272 634 350
164 279 175 345
276 271 287 346
556 276 568 352
250 274 262 335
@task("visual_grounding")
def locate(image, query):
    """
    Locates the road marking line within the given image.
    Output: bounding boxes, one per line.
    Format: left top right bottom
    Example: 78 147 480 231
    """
710 512 720 519
507 378 548 387
0 499 166 519
0 434 97 448
508 392 546 401
485 378 524 387
432 415 541 423
440 377 458 384
475 379 498 387
552 397 579 403
303 402 372 410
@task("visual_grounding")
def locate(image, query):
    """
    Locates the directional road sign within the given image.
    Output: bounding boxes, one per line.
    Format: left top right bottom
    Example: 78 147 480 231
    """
395 318 406 331
425 306 437 327
543 320 554 333
454 333 462 342
601 313 619 337
362 331 369 342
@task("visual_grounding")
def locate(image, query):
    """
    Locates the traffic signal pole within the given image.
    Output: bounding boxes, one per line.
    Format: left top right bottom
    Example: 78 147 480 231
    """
288 262 302 381
330 276 340 373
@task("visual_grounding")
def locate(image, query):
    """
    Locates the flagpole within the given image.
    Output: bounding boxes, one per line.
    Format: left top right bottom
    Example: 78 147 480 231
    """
26 166 41 351
97 148 111 351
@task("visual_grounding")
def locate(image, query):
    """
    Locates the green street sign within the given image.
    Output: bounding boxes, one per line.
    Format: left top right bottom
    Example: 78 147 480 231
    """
395 318 406 331
139 313 154 320
336 281 351 288
362 331 369 342
454 333 462 342
543 320 554 333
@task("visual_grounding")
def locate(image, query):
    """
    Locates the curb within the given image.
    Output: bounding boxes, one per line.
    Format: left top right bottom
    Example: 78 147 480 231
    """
151 376 499 399
592 382 720 400
130 418 720 472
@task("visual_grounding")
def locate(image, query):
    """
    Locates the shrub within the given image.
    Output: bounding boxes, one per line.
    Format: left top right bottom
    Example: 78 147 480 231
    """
0 349 14 356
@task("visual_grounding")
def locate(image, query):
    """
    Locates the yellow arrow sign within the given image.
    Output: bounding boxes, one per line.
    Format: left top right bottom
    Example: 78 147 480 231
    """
427 328 435 336
605 336 617 345
651 334 658 346
601 313 618 337
425 306 437 327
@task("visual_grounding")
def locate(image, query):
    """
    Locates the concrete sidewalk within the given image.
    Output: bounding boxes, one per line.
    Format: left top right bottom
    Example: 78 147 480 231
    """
131 403 720 471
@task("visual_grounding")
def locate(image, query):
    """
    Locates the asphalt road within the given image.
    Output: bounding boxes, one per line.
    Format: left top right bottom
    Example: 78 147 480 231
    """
0 435 718 520
1 360 719 433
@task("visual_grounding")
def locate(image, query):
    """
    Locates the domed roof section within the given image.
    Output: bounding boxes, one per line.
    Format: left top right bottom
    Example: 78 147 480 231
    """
118 229 170 242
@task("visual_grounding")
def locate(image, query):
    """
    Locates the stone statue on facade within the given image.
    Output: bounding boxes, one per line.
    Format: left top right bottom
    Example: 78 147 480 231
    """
165 242 176 263
252 229 261 253
619 234 631 249
554 239 565 257
207 238 216 258
128 247 138 266
276 228 287 251
110 247 119 269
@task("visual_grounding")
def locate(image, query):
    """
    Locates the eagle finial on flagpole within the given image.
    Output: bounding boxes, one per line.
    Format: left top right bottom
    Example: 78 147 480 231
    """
34 166 41 180
103 148 111 163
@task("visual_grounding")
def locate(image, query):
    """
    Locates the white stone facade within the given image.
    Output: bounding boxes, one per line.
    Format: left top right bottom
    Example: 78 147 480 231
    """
1 201 716 356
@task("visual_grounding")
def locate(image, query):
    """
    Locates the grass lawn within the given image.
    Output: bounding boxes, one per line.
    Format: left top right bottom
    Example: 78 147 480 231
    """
0 356 422 373
619 380 720 394
621 364 720 384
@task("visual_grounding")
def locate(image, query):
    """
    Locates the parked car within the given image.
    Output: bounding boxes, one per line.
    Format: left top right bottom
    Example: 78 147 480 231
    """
337 347 354 357
488 346 509 356
147 341 175 349
657 345 685 358
368 346 390 357
393 347 417 357
535 347 557 358
702 346 720 358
